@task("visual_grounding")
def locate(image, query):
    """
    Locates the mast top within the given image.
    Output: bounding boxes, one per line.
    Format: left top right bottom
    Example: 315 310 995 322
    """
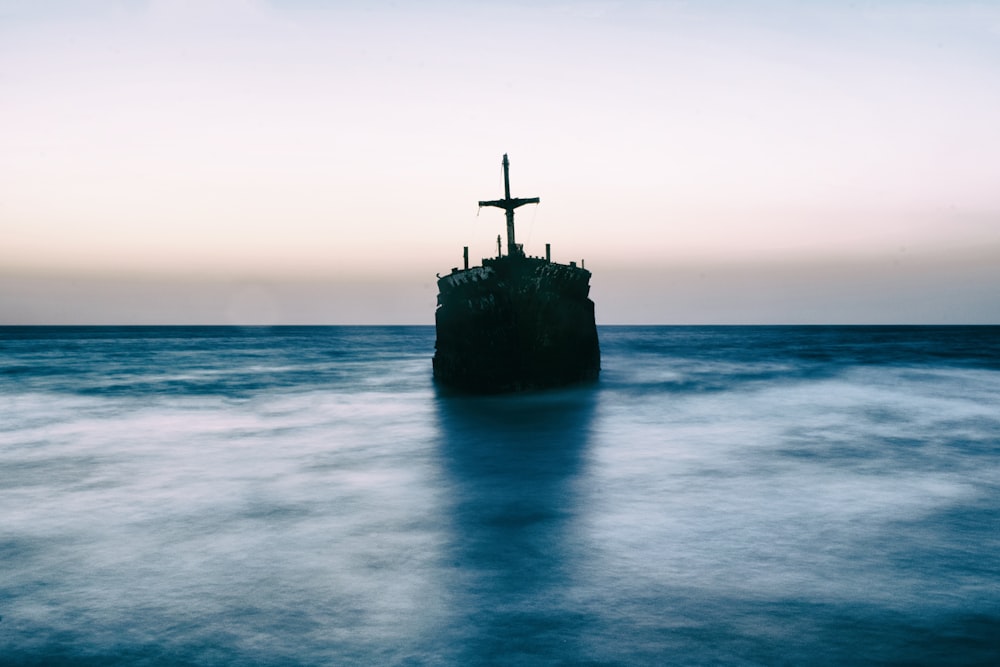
478 154 539 257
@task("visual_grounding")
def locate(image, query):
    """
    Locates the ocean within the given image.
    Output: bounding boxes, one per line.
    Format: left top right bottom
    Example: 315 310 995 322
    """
1 325 999 666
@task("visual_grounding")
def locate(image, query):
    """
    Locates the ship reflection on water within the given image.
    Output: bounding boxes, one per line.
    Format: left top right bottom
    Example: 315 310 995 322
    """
433 389 598 663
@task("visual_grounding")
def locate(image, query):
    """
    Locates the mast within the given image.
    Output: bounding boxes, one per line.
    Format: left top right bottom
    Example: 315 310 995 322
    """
478 154 539 257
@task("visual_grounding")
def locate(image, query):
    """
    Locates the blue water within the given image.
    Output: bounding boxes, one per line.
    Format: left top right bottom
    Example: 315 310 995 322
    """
2 326 999 666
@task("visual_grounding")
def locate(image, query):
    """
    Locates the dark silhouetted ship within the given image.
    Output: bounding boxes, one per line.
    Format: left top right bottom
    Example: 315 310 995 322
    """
433 154 600 393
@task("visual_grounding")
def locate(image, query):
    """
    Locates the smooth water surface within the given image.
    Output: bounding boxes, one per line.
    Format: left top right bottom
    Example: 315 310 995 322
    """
2 326 999 665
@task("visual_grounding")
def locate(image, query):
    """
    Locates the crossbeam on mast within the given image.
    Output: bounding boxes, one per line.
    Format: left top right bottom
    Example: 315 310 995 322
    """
478 154 539 256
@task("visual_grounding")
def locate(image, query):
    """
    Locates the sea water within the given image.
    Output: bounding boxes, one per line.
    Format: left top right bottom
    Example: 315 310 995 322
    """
1 326 999 665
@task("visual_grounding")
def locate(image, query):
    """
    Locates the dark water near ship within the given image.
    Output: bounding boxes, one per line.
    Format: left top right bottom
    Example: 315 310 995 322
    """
2 326 999 666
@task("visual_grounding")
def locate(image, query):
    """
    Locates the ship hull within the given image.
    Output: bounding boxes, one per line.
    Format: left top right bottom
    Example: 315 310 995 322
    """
433 255 600 393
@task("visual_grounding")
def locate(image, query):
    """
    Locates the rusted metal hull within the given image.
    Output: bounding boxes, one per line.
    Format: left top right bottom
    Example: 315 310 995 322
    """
433 255 600 393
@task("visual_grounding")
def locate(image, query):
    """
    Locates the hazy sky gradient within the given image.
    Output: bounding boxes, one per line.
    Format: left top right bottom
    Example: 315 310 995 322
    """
2 0 999 323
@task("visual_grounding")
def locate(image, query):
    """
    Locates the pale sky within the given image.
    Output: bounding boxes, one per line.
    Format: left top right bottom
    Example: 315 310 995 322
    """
2 0 998 324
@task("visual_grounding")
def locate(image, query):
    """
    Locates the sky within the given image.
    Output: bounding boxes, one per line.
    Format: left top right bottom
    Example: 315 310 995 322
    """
2 0 999 324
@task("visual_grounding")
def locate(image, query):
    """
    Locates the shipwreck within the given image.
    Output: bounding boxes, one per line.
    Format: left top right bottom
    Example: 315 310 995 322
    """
433 154 600 393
